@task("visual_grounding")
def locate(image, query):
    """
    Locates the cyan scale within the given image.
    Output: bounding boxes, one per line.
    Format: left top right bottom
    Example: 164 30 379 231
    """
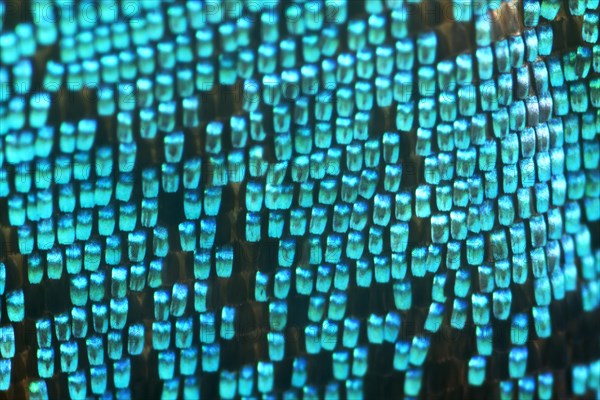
0 0 599 399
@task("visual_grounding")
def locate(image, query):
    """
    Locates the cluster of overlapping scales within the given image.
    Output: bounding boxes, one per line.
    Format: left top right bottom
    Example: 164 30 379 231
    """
0 0 599 398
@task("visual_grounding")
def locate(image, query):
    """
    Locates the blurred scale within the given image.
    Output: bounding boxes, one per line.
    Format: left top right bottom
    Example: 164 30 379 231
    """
0 0 599 399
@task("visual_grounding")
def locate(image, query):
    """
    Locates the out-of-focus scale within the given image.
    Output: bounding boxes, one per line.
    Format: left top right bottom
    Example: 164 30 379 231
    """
0 0 599 399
